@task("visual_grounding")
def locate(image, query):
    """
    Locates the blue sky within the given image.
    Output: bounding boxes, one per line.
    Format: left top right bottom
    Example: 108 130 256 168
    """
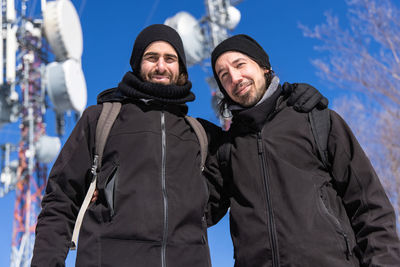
0 0 353 266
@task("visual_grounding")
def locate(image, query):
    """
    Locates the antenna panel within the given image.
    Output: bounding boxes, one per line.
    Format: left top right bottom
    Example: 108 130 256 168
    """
6 25 17 83
165 12 206 66
43 0 83 61
35 135 61 163
45 59 87 113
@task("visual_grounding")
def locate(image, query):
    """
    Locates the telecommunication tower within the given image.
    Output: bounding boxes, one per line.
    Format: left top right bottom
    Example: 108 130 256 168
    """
165 0 242 128
0 0 87 266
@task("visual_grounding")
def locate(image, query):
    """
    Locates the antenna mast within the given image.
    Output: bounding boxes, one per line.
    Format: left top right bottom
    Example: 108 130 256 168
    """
0 1 86 266
165 0 242 128
10 1 48 265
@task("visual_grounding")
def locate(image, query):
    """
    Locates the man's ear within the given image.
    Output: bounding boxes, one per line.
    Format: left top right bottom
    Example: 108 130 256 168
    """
264 68 269 74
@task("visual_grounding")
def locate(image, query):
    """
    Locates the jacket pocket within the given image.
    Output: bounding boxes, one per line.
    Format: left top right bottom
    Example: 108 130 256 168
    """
104 165 118 217
317 182 354 260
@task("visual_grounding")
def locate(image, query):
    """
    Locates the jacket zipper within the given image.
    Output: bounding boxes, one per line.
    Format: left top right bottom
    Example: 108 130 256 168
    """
202 215 212 267
257 132 280 267
319 191 353 259
161 111 168 267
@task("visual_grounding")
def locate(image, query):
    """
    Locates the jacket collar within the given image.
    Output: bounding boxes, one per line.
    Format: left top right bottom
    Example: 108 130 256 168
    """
231 84 283 132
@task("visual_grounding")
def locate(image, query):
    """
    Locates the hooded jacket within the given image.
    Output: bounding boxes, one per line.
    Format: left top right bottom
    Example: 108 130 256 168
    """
205 87 400 267
31 79 217 267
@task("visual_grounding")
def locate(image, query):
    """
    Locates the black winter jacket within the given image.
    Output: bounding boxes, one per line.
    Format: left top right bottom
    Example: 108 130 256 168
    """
32 90 212 267
206 88 400 267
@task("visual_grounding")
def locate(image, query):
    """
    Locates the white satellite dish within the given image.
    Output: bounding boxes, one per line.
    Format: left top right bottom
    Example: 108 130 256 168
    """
43 0 83 61
224 6 241 30
35 135 61 163
45 59 87 113
165 12 206 66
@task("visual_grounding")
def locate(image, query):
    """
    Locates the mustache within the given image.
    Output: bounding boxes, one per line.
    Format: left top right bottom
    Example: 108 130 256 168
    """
150 70 171 79
234 80 252 94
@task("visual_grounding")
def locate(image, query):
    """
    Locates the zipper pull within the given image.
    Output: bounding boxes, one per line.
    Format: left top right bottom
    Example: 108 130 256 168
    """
257 133 263 154
343 233 353 260
91 155 99 176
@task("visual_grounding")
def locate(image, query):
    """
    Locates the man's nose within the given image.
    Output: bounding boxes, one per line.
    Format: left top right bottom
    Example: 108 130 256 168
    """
231 69 242 85
156 58 166 72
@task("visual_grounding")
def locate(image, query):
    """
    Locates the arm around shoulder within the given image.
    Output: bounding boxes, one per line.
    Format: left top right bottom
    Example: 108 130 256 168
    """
197 119 231 226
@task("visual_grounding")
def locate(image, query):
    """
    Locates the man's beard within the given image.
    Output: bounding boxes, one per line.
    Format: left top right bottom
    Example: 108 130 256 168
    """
238 91 262 107
141 70 176 85
234 79 267 107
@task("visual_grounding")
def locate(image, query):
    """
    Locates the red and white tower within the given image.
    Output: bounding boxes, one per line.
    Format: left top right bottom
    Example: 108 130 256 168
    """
0 1 86 266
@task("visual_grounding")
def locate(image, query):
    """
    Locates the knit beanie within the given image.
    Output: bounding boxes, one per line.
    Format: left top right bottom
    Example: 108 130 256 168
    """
211 34 271 96
129 24 187 76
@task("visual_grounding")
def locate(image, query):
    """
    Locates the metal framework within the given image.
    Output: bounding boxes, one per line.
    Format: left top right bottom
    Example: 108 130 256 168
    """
204 0 230 48
1 1 49 266
203 0 242 129
11 51 48 267
0 0 85 265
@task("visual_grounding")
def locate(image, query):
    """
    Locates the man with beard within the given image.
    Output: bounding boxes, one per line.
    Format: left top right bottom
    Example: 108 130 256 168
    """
31 25 325 267
32 24 214 267
206 34 400 267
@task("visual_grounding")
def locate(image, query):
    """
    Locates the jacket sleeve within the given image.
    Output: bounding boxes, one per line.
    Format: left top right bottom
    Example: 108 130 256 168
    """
31 106 98 266
328 110 400 266
197 119 231 227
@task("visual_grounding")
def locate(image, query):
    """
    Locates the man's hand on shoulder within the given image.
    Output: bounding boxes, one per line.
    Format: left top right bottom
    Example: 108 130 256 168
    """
282 82 329 112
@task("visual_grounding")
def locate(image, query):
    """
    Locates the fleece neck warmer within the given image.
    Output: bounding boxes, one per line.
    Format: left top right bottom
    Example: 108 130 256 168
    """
118 71 195 105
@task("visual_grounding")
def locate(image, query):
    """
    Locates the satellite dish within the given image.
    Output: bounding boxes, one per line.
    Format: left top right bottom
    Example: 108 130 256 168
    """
165 12 206 66
45 59 87 113
224 6 241 30
35 135 61 163
43 0 83 61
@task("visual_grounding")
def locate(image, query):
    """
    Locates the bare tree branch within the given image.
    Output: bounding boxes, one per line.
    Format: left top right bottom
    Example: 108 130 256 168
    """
301 0 400 228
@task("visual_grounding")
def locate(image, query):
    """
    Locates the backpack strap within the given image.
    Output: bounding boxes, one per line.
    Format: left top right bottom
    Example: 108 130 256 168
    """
185 116 208 172
70 102 121 250
308 108 331 170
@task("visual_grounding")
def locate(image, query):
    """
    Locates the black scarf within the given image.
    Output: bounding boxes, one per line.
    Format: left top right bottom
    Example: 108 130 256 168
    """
118 71 195 104
231 85 283 132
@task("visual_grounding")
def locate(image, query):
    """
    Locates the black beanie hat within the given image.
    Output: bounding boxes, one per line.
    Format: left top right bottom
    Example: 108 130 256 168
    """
211 34 271 95
130 24 187 76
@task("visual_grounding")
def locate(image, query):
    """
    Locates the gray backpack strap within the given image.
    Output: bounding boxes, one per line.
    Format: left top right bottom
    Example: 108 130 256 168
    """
308 108 331 170
70 102 121 250
185 116 208 171
95 102 122 168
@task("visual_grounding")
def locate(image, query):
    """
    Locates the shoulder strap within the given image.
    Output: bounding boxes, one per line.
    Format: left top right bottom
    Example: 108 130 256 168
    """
185 116 208 171
70 102 121 250
308 108 331 170
95 102 122 167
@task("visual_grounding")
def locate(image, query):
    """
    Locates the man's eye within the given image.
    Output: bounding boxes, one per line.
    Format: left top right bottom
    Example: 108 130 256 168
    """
237 62 245 68
165 57 176 63
145 56 158 62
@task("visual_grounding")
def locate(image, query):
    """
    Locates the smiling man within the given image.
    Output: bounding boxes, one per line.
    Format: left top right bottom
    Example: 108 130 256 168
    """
206 34 400 267
215 51 268 107
31 24 213 267
140 41 183 85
